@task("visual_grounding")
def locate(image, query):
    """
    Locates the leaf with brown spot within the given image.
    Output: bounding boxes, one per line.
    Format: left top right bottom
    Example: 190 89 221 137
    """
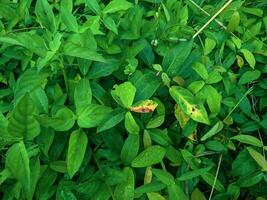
130 100 158 113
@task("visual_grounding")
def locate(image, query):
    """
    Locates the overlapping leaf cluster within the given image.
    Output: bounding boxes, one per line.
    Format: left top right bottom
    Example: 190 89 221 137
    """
0 0 267 199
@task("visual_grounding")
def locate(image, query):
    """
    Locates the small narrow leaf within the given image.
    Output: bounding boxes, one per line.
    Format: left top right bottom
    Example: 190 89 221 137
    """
240 49 256 69
231 135 263 147
247 148 267 171
200 121 224 141
178 167 212 181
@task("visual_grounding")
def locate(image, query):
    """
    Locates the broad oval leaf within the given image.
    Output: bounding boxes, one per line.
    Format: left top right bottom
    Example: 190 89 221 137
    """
227 11 240 32
8 94 40 140
238 70 261 85
124 111 140 134
169 86 210 125
36 107 75 131
77 104 112 128
6 141 30 192
131 145 166 168
114 167 135 200
97 108 126 133
67 130 88 178
103 0 133 14
74 78 92 112
130 72 161 101
163 40 193 77
120 134 140 165
111 81 136 108
240 49 256 69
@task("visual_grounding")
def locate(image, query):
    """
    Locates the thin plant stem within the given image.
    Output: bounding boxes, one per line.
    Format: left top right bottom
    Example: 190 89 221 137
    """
193 0 233 39
208 154 223 200
223 86 254 121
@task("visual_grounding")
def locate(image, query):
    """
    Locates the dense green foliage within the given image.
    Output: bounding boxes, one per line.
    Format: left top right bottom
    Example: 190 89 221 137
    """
0 0 267 199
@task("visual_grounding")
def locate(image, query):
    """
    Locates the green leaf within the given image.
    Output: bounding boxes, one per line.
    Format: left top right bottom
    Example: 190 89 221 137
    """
147 192 166 200
167 183 188 200
114 167 135 200
231 135 263 147
162 3 170 22
97 108 126 133
204 38 216 55
125 111 140 134
28 158 41 200
240 49 256 69
35 0 56 32
227 11 240 32
192 62 209 80
103 0 133 14
111 81 136 108
169 86 210 125
200 121 224 141
6 141 30 193
201 172 225 192
60 0 73 13
36 107 75 131
146 115 165 129
135 181 165 198
60 7 79 32
85 0 100 14
77 104 112 128
0 37 23 46
247 148 267 171
238 70 261 85
152 169 175 186
102 16 118 34
162 40 193 76
205 71 222 84
203 85 222 116
121 134 140 165
131 145 166 168
87 61 120 79
188 80 205 94
30 87 49 114
63 42 106 62
50 161 67 173
178 167 212 181
14 69 41 105
131 72 161 101
8 94 40 140
67 130 88 178
191 188 206 200
74 78 92 112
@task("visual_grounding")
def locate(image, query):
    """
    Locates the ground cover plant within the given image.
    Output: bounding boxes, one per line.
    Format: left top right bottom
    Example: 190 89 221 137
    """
0 0 267 199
